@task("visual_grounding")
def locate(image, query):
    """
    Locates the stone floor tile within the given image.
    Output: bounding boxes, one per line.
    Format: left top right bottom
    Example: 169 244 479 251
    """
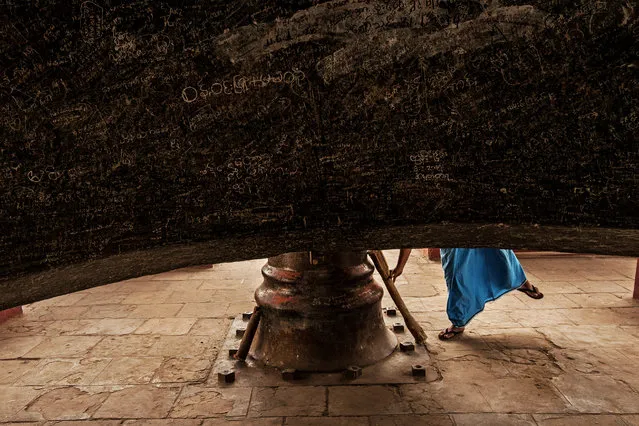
119 281 176 292
476 377 571 413
530 281 582 294
215 290 255 304
124 420 202 426
328 386 411 416
552 374 639 413
226 302 255 317
476 328 552 350
414 312 452 330
509 308 574 327
552 325 638 348
37 293 88 307
550 347 629 376
121 292 173 305
451 413 537 426
22 305 89 321
72 319 146 335
86 280 137 293
170 386 252 418
499 348 563 379
555 308 622 326
402 381 492 413
534 414 629 425
370 415 453 425
0 320 55 336
609 308 639 326
147 336 215 357
621 326 639 339
127 304 184 319
94 385 181 419
577 271 633 282
163 280 207 292
514 293 580 309
73 294 130 306
616 280 636 291
0 336 45 359
152 358 211 383
45 320 94 335
17 358 111 386
24 336 102 358
487 294 530 310
0 386 42 422
83 304 138 319
188 319 230 336
564 293 635 308
20 387 109 421
437 357 510 383
426 331 492 360
0 360 39 384
466 309 523 328
176 303 231 318
203 418 281 426
48 421 123 425
148 270 193 281
570 281 629 293
91 357 163 385
134 318 197 335
88 335 158 357
394 283 439 298
199 279 246 291
624 415 639 425
249 387 325 417
167 290 217 304
417 295 448 312
452 413 536 425
284 417 368 425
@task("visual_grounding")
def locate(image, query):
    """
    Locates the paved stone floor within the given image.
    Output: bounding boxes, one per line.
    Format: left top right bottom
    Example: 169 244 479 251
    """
1 251 638 425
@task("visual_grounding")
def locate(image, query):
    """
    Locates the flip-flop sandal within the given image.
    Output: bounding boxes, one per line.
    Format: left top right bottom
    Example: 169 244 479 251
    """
517 284 544 299
438 327 465 341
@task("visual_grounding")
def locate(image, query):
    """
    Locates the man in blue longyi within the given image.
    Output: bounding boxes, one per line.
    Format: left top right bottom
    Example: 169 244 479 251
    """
391 248 544 340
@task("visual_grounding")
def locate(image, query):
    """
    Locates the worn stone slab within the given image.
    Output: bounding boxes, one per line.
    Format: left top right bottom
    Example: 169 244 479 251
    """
248 387 326 417
93 385 181 419
1 0 638 309
370 415 454 426
169 386 252 418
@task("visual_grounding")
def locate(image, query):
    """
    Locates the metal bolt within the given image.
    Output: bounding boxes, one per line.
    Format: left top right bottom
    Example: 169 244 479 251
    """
400 341 415 352
282 369 299 380
236 327 246 337
228 348 238 358
393 323 405 332
242 311 253 320
386 308 397 317
412 364 426 377
345 365 362 379
218 369 235 383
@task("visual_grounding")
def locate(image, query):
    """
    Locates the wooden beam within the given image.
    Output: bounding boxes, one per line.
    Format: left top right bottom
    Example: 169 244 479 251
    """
634 259 639 300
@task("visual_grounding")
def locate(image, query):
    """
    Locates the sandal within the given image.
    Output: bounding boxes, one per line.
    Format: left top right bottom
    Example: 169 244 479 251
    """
438 326 465 341
517 282 544 299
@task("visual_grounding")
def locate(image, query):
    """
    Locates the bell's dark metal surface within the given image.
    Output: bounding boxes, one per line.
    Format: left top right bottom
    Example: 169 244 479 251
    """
250 251 397 372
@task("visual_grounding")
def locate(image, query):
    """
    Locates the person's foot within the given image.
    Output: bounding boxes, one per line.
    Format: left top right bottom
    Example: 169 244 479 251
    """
517 280 544 299
438 325 465 340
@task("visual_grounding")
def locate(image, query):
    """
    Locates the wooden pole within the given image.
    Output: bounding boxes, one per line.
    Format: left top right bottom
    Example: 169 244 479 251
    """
633 259 638 300
235 306 262 361
368 250 427 345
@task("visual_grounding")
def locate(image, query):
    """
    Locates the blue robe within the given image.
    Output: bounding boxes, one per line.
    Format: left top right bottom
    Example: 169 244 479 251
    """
440 248 527 327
